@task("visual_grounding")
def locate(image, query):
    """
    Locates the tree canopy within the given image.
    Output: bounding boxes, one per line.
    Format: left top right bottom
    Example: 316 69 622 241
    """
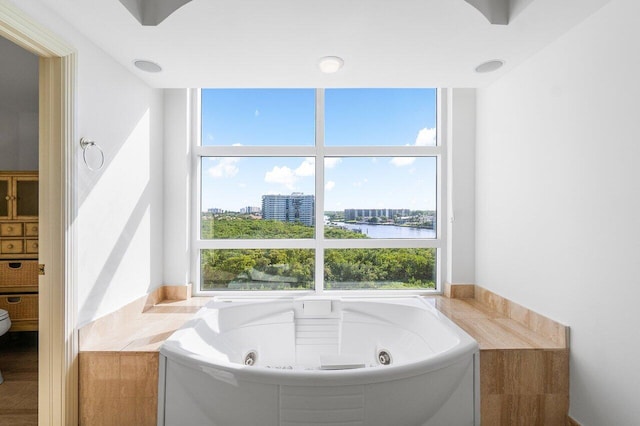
200 216 435 291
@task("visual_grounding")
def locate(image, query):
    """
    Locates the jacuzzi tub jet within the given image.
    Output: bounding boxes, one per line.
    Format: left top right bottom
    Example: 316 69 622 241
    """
377 350 392 365
244 350 257 366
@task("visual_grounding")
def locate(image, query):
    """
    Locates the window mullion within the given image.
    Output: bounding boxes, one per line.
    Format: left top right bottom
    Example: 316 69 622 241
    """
195 145 316 157
322 239 441 249
315 88 325 294
323 146 441 157
191 89 201 293
196 239 317 250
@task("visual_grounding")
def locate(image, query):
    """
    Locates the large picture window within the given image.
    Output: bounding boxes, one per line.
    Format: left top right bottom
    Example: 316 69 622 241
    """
194 88 445 293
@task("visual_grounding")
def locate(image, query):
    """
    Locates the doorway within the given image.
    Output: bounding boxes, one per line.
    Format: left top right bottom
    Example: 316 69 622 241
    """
0 35 39 425
0 2 77 425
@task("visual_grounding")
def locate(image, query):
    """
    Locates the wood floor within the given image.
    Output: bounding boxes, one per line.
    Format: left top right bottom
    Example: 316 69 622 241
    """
0 332 37 426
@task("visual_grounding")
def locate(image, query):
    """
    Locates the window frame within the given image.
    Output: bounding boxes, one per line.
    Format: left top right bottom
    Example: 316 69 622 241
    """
191 88 448 296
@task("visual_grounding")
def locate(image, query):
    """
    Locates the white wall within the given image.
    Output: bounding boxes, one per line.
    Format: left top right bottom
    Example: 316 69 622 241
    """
163 89 191 286
448 89 476 285
0 36 38 170
13 1 165 326
476 0 640 424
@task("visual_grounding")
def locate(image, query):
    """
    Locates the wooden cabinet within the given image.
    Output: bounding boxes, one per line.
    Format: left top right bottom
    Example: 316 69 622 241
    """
0 172 39 260
0 171 38 331
0 173 38 221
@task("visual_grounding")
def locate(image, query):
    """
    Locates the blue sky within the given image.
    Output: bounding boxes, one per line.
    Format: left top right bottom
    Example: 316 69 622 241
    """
200 89 437 212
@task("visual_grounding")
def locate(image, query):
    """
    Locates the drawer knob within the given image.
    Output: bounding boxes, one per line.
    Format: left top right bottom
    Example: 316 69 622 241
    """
7 296 21 304
4 196 9 201
32 243 38 248
6 226 12 231
6 244 13 249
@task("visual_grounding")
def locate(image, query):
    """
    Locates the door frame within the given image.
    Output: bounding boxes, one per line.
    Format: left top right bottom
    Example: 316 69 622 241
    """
0 2 77 424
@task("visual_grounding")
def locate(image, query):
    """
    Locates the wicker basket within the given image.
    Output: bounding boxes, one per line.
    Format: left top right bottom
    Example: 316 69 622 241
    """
0 294 38 320
0 260 38 287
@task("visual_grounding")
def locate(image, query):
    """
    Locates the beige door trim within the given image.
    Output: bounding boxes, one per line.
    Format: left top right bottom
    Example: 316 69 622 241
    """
0 2 77 425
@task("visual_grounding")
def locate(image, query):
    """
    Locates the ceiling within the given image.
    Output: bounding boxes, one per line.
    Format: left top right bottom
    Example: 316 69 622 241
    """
35 0 610 88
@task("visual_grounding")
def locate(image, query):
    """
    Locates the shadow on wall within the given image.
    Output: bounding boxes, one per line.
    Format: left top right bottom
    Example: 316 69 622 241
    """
77 180 152 325
77 90 164 326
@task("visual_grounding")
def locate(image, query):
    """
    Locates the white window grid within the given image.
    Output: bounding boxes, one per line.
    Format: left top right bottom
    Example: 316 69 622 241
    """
191 88 448 296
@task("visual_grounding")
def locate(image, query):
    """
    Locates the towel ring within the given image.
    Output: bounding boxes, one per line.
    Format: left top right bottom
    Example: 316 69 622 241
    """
80 137 105 171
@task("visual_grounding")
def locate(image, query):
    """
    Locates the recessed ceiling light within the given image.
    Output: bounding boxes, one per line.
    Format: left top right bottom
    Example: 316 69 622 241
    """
475 60 505 73
133 59 162 73
318 56 344 74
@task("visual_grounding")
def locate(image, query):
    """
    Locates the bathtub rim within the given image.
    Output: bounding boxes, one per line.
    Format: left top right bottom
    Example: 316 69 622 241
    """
159 295 479 387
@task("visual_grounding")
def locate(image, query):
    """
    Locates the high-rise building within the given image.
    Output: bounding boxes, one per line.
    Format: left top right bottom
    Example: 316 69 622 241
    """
262 193 315 226
343 208 411 221
240 206 262 214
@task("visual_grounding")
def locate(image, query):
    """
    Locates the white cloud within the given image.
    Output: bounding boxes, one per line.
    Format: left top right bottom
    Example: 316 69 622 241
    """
326 181 336 191
391 157 416 167
325 158 342 168
415 127 436 146
265 158 315 189
391 127 436 166
295 158 315 176
265 166 297 189
208 157 240 178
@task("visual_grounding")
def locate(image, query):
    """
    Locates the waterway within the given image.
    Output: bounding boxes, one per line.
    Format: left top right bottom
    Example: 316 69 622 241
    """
330 222 436 239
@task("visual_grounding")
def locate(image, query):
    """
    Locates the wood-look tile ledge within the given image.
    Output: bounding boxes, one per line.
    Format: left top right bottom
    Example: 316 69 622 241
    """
79 288 566 353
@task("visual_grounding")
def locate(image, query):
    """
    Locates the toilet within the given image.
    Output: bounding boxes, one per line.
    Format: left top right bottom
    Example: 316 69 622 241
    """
0 309 11 385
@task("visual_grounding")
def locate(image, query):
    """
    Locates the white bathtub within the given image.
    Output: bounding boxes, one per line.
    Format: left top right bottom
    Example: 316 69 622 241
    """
158 296 479 426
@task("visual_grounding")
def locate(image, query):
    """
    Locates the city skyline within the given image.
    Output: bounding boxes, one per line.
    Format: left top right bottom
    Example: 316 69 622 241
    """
201 155 438 212
203 192 435 216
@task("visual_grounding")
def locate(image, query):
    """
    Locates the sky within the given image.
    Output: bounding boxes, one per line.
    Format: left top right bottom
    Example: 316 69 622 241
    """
200 89 438 212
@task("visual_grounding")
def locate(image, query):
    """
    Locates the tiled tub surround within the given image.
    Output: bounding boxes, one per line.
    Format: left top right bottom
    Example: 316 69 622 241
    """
440 284 569 425
78 285 569 426
78 285 208 426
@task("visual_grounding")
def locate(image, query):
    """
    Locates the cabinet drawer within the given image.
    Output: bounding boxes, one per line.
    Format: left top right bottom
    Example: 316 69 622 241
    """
24 223 38 237
0 294 38 321
0 223 22 237
0 261 38 287
1 240 23 254
25 239 38 254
